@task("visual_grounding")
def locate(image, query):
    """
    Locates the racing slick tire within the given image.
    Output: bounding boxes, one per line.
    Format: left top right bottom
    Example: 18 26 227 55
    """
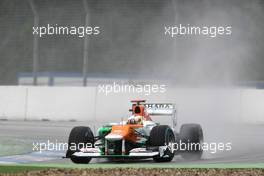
66 126 94 164
149 125 175 162
179 123 203 160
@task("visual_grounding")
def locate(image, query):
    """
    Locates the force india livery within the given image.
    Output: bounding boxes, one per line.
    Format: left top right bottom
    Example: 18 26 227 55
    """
66 100 204 163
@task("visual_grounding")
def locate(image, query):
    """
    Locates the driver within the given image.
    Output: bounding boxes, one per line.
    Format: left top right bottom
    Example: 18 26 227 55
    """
127 105 144 125
127 115 142 124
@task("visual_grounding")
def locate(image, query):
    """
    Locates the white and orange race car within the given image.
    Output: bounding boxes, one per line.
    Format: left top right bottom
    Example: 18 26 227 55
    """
66 100 203 163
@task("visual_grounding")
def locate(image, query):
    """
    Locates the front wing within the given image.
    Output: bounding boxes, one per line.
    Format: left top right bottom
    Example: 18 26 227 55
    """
72 146 169 158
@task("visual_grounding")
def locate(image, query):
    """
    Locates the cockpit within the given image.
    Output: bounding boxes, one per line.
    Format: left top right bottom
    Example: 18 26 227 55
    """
127 105 145 125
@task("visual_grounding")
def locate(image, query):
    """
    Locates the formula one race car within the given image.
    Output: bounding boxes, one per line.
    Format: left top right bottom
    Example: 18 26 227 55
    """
66 100 203 163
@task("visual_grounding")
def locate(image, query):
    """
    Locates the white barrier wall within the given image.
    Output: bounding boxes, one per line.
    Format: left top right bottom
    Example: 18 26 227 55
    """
0 86 28 119
26 87 97 121
0 86 263 124
0 86 97 121
241 89 264 124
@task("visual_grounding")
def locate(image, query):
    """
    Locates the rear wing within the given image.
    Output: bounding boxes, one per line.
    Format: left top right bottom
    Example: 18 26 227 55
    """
144 103 177 129
144 103 175 116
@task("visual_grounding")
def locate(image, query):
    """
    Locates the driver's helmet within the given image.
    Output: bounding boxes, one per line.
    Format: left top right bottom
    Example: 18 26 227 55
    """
127 115 142 125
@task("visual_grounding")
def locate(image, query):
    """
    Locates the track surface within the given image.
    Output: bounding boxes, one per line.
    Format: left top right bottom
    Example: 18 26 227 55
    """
0 120 264 166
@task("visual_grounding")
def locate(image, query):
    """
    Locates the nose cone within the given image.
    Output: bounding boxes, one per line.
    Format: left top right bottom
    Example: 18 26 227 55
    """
105 133 123 140
105 125 130 141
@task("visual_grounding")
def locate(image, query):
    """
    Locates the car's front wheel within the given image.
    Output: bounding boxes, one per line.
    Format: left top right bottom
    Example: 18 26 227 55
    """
66 126 94 164
149 125 175 162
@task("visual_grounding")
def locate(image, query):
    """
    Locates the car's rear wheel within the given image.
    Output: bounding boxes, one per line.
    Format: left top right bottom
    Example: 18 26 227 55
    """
149 125 175 162
179 123 203 160
66 126 94 164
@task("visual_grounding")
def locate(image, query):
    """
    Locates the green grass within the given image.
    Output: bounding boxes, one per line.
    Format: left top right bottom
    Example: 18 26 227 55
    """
40 163 264 169
0 162 264 173
0 165 53 173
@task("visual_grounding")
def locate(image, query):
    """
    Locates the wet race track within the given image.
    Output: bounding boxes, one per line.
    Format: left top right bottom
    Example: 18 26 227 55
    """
0 120 264 166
